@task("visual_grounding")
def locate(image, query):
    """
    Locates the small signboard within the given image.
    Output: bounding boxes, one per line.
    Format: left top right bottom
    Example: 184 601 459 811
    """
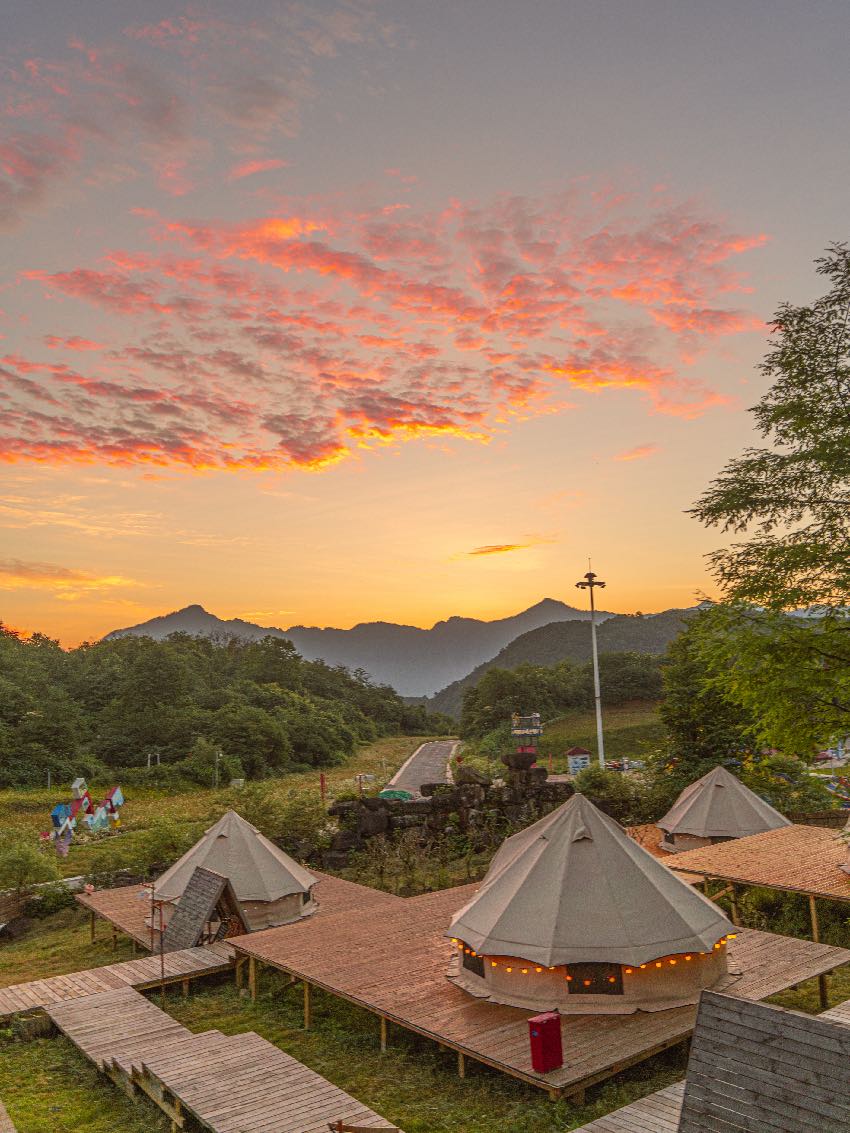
568 753 591 775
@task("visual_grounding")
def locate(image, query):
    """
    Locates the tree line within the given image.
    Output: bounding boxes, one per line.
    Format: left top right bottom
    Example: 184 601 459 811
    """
0 628 452 788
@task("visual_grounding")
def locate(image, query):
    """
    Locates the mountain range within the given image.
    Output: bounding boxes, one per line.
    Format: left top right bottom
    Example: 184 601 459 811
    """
104 599 616 696
420 608 693 716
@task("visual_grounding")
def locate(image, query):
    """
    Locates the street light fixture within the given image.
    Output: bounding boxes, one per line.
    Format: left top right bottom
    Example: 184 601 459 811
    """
576 568 606 770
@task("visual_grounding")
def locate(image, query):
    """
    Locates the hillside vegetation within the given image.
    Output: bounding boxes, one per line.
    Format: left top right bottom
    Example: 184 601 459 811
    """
426 609 691 717
0 625 451 788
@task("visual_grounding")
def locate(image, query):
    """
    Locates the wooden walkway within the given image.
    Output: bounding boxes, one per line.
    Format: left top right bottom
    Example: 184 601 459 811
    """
0 943 232 1020
230 884 850 1100
571 991 850 1132
0 1096 15 1133
48 985 402 1132
570 1082 685 1132
821 993 850 1026
77 872 397 950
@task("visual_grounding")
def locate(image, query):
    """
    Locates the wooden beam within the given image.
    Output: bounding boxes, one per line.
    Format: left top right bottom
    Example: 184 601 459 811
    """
380 1015 388 1053
730 884 740 926
457 1050 466 1078
234 956 244 989
304 980 312 1030
818 973 829 1010
181 978 190 998
248 955 258 1002
809 894 821 942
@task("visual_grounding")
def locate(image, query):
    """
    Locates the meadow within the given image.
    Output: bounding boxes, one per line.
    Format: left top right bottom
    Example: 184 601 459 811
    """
0 735 433 880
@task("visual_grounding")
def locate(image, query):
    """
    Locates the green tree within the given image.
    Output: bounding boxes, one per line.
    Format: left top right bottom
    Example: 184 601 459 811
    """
655 611 758 794
692 243 850 609
0 838 60 897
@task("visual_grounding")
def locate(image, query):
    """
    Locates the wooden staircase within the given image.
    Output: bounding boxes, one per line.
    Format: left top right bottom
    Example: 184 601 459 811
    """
47 986 402 1132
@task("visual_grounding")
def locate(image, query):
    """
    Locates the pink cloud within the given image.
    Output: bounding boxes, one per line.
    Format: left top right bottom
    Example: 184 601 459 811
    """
227 158 288 181
6 185 763 472
613 443 660 462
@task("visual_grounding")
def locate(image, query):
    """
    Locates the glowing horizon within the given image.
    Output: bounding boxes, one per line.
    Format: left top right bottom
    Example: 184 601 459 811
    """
2 1 848 648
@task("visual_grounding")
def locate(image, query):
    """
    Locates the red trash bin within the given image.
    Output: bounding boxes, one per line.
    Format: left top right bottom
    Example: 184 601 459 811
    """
528 1010 563 1072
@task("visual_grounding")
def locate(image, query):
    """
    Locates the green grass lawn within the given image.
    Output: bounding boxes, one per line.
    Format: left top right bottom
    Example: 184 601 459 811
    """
0 735 439 880
541 702 664 768
1 902 848 1133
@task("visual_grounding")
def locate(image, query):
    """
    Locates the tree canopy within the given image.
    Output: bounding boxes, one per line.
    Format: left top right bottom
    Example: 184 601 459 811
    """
692 243 850 609
0 626 451 788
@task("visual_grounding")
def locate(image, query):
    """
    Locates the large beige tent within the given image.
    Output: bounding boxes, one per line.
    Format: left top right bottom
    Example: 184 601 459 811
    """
657 765 790 853
446 794 734 1013
153 810 318 932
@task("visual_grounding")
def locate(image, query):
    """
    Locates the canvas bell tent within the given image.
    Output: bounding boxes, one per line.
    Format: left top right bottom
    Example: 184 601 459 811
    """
152 809 318 932
446 794 735 1014
657 765 790 853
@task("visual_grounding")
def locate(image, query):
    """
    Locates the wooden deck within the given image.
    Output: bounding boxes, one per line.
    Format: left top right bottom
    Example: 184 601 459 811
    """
821 994 850 1026
667 823 850 902
48 986 403 1132
0 1096 15 1133
77 871 398 950
0 943 232 1020
570 1082 685 1132
230 883 850 1099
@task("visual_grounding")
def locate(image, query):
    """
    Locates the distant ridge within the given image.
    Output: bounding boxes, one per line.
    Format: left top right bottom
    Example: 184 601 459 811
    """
103 598 614 697
422 608 694 717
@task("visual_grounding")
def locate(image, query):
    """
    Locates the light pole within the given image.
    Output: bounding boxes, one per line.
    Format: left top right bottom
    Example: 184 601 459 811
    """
576 569 606 769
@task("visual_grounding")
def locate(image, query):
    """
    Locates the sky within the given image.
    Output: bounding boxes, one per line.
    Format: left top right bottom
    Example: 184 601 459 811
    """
1 1 848 644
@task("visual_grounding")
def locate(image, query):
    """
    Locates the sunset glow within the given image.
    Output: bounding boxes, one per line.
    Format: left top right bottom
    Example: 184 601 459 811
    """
2 1 846 645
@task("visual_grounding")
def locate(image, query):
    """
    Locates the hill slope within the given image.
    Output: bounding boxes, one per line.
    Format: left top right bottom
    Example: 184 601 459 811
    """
425 609 692 717
104 598 615 697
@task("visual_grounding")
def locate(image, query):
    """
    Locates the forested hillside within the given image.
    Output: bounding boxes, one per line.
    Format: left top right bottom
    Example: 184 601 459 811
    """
426 609 691 717
0 626 451 788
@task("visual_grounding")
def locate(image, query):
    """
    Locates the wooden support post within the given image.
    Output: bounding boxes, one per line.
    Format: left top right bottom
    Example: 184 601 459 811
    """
548 1087 561 1102
248 955 258 1002
380 1016 388 1052
111 927 117 951
303 980 312 1030
702 878 710 897
131 939 137 957
457 1050 466 1079
818 973 829 1010
730 884 740 926
182 978 190 998
809 894 821 942
568 1087 586 1106
235 957 244 989
170 1096 182 1133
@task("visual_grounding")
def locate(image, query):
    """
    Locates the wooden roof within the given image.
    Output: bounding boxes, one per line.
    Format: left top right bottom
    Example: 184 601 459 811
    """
161 867 246 953
667 823 850 902
231 883 850 1098
679 990 850 1132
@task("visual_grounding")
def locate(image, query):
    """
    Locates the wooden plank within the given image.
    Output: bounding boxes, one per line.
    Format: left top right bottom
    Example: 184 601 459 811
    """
678 991 850 1133
570 1083 685 1132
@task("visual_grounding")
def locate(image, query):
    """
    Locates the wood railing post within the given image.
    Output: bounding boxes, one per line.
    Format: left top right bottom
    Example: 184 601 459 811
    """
304 980 312 1029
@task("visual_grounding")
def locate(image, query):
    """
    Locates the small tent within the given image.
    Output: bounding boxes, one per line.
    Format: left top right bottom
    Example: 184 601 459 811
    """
153 810 318 932
446 793 734 1013
657 765 790 853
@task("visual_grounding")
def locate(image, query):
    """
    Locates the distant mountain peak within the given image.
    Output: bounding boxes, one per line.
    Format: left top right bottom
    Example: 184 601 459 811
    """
103 598 615 696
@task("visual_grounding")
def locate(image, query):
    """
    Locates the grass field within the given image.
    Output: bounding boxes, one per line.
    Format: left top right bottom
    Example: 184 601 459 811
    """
1 906 848 1133
0 735 439 880
541 701 664 766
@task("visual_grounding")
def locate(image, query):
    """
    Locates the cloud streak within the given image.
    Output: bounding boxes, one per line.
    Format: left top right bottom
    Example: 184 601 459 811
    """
3 184 765 473
0 557 137 598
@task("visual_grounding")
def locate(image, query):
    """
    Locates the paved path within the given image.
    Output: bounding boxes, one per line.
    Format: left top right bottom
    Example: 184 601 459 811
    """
387 740 456 796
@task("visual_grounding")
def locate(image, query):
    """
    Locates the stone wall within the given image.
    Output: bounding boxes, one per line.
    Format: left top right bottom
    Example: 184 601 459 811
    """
324 753 574 869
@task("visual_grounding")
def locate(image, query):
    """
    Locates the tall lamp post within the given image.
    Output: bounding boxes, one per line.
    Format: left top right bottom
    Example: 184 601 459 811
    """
576 569 606 769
